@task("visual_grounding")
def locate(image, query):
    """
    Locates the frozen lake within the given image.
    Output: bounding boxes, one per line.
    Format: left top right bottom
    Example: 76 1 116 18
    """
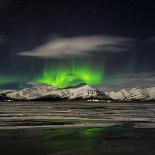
0 101 155 155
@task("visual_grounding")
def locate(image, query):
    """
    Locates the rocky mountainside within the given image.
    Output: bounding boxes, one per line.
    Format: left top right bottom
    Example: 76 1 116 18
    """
0 84 155 101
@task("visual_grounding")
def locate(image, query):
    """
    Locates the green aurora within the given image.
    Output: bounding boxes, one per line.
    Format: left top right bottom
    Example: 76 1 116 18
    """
0 74 32 86
0 77 13 85
36 65 103 88
0 63 103 88
0 75 23 85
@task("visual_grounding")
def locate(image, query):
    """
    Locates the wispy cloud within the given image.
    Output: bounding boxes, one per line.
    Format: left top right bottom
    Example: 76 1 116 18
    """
104 72 155 89
18 35 132 58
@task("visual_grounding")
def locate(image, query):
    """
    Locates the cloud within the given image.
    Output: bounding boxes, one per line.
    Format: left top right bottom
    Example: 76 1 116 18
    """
103 72 155 90
18 35 132 58
142 37 155 45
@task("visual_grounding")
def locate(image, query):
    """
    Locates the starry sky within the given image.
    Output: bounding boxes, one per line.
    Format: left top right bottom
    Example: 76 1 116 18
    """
0 0 155 89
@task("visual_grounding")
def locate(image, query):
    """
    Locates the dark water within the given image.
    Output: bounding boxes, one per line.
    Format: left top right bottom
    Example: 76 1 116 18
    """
0 126 155 155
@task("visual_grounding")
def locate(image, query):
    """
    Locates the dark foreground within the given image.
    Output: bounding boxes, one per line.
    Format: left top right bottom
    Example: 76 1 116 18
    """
0 101 155 155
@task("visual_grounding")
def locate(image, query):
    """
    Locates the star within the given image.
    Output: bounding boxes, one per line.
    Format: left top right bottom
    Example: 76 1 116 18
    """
77 16 81 19
16 0 24 8
4 61 7 65
1 31 7 35
92 9 96 14
52 8 56 12
89 9 97 18
65 8 70 11
17 0 23 5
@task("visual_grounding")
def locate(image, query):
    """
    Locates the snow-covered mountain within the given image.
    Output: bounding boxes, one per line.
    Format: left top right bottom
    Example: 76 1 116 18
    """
66 84 108 100
1 84 107 101
5 85 66 100
0 84 155 101
105 87 155 101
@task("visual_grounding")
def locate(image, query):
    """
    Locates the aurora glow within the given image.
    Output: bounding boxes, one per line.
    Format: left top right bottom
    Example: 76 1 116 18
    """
36 65 103 88
0 76 17 85
0 75 30 86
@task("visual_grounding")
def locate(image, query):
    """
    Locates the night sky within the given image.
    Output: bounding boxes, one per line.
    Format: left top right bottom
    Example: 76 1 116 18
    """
0 0 155 89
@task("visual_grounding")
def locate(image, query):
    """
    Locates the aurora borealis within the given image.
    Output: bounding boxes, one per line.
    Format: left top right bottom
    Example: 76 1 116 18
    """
0 1 155 155
36 64 103 88
0 76 13 85
0 0 154 89
0 60 104 88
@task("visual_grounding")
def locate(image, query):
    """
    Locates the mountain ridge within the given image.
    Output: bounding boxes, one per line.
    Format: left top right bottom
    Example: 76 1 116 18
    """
0 84 154 101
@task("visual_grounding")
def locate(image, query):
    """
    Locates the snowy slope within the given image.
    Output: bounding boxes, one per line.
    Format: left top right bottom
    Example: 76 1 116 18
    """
1 84 155 101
